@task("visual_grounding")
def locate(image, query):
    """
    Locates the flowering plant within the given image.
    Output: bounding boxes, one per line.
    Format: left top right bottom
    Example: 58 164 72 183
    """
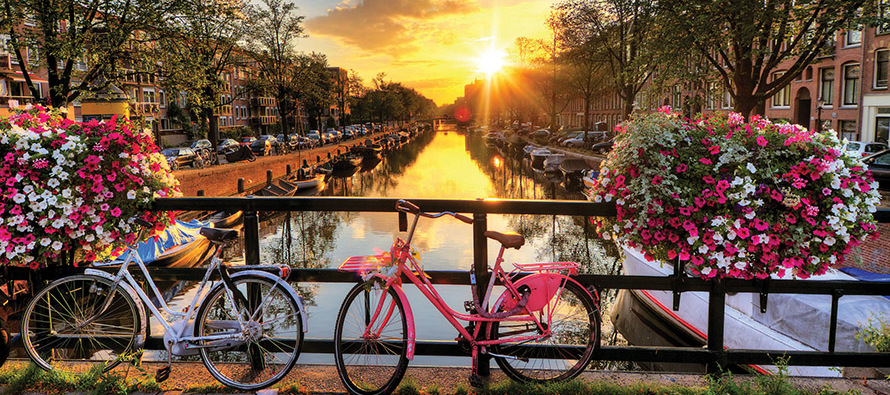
0 106 180 268
590 108 880 279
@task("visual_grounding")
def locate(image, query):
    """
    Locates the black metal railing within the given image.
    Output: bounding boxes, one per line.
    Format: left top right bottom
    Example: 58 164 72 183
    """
146 196 890 375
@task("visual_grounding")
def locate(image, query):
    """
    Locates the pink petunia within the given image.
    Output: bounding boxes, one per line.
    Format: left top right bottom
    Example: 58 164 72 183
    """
756 135 768 147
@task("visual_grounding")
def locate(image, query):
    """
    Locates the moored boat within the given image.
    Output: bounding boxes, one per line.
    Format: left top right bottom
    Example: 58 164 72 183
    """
543 152 565 173
530 148 551 170
559 158 592 189
612 246 890 376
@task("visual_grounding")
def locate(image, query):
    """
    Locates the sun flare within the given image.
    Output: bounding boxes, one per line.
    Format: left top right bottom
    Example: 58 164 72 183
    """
476 49 507 75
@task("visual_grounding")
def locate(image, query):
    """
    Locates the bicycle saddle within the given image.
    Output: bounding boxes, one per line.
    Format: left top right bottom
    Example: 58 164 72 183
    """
484 230 525 249
200 227 239 242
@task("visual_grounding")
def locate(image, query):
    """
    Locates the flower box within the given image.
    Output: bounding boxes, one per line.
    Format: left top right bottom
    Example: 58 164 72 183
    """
0 106 179 268
590 108 879 279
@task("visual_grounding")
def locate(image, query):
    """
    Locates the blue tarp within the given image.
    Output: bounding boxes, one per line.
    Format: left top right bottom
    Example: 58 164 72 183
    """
113 219 208 264
839 267 890 282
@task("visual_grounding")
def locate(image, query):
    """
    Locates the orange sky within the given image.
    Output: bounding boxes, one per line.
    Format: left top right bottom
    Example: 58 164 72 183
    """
296 0 555 106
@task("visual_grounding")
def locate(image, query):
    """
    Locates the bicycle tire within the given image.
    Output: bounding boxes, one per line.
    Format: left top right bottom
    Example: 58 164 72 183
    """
489 280 600 383
334 278 409 395
194 275 303 391
21 275 141 375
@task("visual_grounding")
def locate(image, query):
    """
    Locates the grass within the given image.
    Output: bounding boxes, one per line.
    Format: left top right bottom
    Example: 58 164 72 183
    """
0 360 870 395
0 358 161 395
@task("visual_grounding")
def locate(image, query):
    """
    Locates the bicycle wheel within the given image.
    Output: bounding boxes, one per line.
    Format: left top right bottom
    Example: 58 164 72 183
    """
21 275 141 375
194 275 303 391
334 278 409 395
489 280 600 383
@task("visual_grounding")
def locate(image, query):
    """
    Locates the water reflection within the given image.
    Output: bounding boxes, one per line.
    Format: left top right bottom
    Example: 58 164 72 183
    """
257 123 624 367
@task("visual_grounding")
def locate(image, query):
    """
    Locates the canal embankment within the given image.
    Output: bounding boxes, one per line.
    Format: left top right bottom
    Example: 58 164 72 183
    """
172 130 394 196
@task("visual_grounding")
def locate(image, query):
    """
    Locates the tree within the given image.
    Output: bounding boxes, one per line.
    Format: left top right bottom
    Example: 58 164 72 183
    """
243 0 305 135
554 0 658 120
551 6 609 138
154 0 245 149
291 53 332 131
658 0 878 118
0 0 175 108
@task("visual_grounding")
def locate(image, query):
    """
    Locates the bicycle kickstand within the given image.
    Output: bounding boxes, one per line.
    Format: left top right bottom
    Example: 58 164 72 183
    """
155 341 173 382
468 346 489 389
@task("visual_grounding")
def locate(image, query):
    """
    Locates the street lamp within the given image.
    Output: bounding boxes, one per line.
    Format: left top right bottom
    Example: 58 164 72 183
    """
816 98 825 132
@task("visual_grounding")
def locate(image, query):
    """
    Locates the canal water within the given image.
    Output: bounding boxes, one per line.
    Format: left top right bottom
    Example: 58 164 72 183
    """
161 122 624 367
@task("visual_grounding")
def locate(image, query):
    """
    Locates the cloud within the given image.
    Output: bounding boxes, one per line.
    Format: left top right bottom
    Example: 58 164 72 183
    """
305 0 479 54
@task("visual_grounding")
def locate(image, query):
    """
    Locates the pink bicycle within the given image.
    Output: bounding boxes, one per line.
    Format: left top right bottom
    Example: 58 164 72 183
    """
334 200 601 395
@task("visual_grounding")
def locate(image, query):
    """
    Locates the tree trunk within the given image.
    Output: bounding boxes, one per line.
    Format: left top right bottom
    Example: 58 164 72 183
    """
622 85 635 120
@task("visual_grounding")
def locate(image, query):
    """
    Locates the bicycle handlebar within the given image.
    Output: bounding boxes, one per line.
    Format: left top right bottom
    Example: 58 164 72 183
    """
395 199 473 224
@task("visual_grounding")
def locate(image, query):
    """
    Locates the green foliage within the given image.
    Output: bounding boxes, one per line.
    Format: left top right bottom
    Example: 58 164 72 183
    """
221 126 254 140
856 314 890 352
0 356 160 395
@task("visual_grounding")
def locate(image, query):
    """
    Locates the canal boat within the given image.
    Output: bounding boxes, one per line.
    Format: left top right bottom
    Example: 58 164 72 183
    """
200 210 243 229
612 246 890 376
559 158 593 189
331 153 363 173
530 148 552 170
543 152 565 173
254 179 298 196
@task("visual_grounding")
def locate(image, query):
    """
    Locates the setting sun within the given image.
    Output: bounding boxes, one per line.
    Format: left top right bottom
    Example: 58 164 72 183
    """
476 49 507 76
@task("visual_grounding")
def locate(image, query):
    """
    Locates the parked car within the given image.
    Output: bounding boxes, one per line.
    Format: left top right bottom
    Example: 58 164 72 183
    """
239 136 257 146
249 139 272 156
162 147 204 170
843 141 888 157
216 138 240 154
528 129 550 139
591 139 615 155
306 133 322 147
190 139 212 153
258 135 280 154
563 131 607 148
862 149 890 191
189 139 217 164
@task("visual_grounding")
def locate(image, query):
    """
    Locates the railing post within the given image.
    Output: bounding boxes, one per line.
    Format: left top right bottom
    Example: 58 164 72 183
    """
237 178 245 193
243 198 260 265
472 211 490 379
707 278 726 374
266 170 273 185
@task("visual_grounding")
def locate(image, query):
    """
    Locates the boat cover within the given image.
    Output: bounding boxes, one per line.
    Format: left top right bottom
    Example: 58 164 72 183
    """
622 246 890 375
112 219 208 264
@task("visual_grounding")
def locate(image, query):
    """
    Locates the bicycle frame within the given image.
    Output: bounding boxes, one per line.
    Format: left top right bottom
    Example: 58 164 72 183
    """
340 220 593 361
87 236 308 353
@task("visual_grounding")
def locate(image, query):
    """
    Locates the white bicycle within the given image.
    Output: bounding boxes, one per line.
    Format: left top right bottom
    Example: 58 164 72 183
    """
20 219 307 390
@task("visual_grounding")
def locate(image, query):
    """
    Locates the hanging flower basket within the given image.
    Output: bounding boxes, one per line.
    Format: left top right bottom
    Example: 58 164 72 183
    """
590 107 880 280
0 106 180 269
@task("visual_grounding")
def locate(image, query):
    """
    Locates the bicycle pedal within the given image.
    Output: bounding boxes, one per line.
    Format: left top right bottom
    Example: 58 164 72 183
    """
155 366 171 382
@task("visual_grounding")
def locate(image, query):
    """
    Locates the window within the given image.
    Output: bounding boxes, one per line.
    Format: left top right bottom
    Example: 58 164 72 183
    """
142 88 156 103
159 90 166 107
880 0 890 35
845 29 862 46
723 91 734 109
805 66 813 81
842 64 860 106
877 50 889 89
839 120 858 141
771 72 791 107
820 68 834 105
876 117 890 144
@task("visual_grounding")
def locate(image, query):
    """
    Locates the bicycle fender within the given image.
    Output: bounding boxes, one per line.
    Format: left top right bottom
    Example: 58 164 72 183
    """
229 270 309 333
494 274 595 313
83 269 149 347
385 282 417 360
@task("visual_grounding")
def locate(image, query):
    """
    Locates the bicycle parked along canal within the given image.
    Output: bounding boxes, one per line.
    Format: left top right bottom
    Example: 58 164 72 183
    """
21 219 306 390
335 199 601 395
